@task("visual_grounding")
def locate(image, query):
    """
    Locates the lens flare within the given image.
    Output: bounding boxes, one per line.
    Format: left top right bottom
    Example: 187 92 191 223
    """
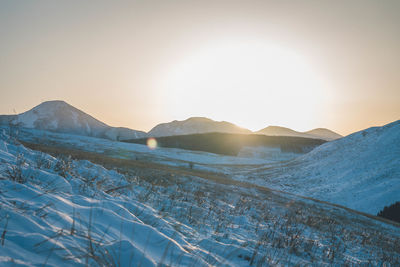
146 138 157 150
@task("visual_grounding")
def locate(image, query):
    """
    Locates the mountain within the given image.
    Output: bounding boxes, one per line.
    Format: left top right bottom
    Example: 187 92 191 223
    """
0 100 146 140
304 128 343 141
253 120 400 214
1 101 341 141
256 126 342 141
256 126 311 138
148 117 252 137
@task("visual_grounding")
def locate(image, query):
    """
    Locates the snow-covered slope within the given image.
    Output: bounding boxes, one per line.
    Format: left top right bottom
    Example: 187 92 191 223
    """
15 100 108 134
0 132 206 266
1 101 146 141
0 115 16 125
249 120 400 214
256 126 342 141
148 117 251 137
103 127 146 141
1 131 399 266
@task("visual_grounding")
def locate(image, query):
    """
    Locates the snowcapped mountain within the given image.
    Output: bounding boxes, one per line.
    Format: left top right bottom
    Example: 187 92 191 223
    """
1 100 146 141
256 126 342 141
0 101 342 142
251 120 400 214
148 117 252 137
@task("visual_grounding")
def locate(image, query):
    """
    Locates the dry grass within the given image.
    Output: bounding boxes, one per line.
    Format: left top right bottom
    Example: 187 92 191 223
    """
1 141 399 265
22 141 400 228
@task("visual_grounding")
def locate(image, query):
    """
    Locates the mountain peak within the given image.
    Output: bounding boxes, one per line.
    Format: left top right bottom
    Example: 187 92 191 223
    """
2 100 146 140
256 125 302 137
184 117 214 122
149 117 251 137
40 100 68 105
31 100 74 112
305 128 343 140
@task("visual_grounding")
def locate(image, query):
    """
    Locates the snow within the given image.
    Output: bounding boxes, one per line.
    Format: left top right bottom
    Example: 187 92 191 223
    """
237 146 299 161
104 127 147 141
7 126 281 168
239 120 400 215
17 101 68 129
3 100 146 142
2 119 399 217
0 133 206 266
0 130 399 266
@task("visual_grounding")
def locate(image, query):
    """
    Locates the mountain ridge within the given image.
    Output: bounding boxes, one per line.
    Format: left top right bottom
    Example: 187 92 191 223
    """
256 125 342 141
148 117 252 137
0 100 342 141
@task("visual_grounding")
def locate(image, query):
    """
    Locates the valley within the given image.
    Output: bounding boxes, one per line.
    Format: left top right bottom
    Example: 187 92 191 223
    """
0 102 399 266
0 129 399 266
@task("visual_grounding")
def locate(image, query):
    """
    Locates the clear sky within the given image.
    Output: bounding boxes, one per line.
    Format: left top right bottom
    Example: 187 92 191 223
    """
0 0 399 135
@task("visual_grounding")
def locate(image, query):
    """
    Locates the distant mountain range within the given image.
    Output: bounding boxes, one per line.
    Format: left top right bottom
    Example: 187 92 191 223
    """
149 119 342 141
0 100 342 141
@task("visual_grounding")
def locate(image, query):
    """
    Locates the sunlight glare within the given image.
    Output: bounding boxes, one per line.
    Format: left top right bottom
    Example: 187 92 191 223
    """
158 40 332 131
147 138 158 150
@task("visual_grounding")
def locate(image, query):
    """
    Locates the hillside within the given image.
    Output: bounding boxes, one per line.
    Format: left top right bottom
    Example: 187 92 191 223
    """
126 132 326 156
148 117 251 137
0 130 399 265
256 126 342 141
0 100 146 141
248 120 400 215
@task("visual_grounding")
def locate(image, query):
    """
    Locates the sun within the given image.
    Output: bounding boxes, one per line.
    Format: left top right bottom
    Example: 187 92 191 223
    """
157 40 332 131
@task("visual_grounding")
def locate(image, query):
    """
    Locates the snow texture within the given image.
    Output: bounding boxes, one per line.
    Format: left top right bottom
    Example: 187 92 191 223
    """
0 129 399 266
242 120 400 215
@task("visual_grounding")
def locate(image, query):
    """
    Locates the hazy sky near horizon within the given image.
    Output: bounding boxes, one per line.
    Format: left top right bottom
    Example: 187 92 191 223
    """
0 0 399 135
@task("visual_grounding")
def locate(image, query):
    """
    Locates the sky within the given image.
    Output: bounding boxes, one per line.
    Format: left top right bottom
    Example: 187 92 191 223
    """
0 0 399 135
